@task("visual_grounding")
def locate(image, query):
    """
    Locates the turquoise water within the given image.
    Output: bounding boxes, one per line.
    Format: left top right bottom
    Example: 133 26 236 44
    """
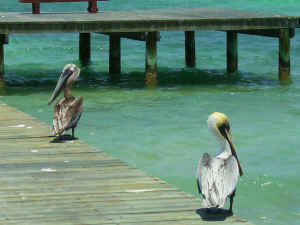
1 1 300 224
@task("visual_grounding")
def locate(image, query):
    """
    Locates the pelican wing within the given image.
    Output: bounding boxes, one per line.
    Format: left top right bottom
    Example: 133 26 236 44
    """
197 154 239 208
196 153 212 197
64 96 83 131
52 96 83 135
221 155 239 200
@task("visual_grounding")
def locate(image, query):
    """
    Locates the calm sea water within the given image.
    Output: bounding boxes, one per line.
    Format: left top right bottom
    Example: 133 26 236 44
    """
1 1 300 224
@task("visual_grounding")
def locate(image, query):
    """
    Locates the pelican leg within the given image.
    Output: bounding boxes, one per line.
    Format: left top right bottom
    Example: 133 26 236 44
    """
229 190 236 213
72 128 75 139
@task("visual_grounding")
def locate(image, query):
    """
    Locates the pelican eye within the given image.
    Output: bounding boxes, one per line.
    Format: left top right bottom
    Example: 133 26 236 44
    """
218 121 230 138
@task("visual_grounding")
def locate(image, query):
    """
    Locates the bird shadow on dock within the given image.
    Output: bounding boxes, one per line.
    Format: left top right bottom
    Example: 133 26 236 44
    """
0 135 78 143
3 135 55 140
196 208 233 221
50 135 78 143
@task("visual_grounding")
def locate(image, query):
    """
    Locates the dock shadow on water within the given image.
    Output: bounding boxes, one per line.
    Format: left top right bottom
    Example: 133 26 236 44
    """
196 208 233 221
1 66 286 93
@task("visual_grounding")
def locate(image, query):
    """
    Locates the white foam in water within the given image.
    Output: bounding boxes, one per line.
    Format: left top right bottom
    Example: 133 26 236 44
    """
261 181 272 187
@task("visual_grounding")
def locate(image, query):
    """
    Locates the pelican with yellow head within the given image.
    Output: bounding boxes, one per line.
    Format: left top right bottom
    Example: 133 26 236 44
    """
48 64 83 139
196 112 243 213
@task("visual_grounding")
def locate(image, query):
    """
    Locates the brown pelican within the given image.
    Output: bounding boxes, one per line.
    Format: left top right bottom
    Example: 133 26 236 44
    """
196 112 243 213
48 64 83 139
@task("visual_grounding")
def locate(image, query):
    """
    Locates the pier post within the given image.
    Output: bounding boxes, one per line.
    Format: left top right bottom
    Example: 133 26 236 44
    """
32 3 40 14
227 31 238 73
79 33 91 66
0 34 8 78
0 37 4 77
109 34 121 77
185 31 196 67
279 28 290 80
145 32 158 87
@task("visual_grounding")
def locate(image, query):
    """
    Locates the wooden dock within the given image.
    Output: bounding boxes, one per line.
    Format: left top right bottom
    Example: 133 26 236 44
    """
0 8 299 84
0 101 254 224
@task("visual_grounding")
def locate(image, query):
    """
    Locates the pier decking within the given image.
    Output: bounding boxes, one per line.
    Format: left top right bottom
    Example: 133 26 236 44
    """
0 8 298 83
0 8 297 33
0 101 254 224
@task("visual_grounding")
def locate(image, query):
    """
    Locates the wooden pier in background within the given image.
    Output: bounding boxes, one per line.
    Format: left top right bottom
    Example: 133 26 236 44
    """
0 8 298 84
0 101 255 224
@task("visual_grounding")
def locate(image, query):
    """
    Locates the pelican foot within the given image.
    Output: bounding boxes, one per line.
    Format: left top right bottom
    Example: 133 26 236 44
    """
50 134 77 143
196 208 233 221
204 207 233 215
206 207 220 214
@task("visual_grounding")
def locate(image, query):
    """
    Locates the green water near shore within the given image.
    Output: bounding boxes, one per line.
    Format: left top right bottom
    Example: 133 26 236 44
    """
1 1 300 225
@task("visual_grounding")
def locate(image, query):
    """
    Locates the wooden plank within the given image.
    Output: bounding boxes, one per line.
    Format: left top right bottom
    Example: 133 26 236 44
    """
1 189 191 203
99 32 161 41
234 28 295 38
0 206 250 225
0 9 297 33
0 101 254 225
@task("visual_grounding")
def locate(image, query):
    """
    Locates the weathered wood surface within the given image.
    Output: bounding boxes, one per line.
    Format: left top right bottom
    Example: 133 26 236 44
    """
145 32 158 87
0 101 254 224
0 8 298 33
0 34 8 76
279 29 290 80
100 32 161 42
234 28 295 38
0 37 4 76
227 31 238 74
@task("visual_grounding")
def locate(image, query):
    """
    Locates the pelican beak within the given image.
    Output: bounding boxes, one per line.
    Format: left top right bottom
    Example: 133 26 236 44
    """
48 68 73 105
224 129 244 177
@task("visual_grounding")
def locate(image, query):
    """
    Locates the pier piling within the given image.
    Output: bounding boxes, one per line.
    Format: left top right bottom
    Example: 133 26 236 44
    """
109 34 121 77
0 38 4 77
0 8 297 82
145 32 158 86
79 33 91 66
0 34 8 77
279 28 290 80
227 31 238 74
185 31 196 67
